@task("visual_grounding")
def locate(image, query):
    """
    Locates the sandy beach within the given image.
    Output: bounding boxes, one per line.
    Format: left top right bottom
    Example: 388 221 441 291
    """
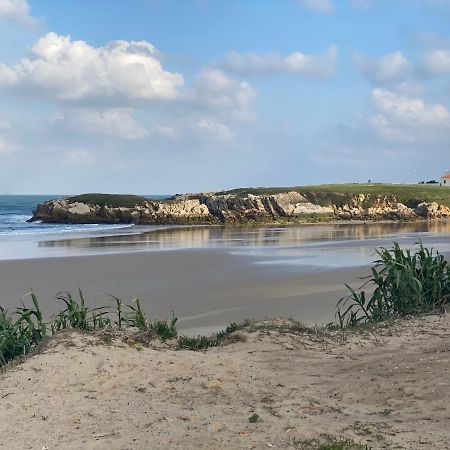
0 249 368 335
1 221 449 334
1 223 449 449
1 312 449 449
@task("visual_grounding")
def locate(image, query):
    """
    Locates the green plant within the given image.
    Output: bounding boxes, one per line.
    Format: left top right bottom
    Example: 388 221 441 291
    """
109 295 127 329
0 291 46 365
153 313 177 341
52 290 91 332
177 321 244 350
177 335 210 350
0 290 179 366
248 413 260 423
337 242 450 327
126 298 147 329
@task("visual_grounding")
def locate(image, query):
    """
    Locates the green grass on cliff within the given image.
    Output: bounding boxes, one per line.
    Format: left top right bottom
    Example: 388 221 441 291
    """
220 183 450 207
68 193 148 208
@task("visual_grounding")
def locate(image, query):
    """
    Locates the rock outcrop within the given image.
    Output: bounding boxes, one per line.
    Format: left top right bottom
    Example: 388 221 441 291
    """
28 191 450 225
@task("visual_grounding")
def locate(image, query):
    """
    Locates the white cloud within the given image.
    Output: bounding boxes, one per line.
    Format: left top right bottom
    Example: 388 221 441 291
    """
0 32 184 104
64 148 95 166
0 0 36 25
372 88 450 127
298 0 334 14
370 88 450 143
193 68 256 122
0 33 257 145
421 48 450 75
353 51 410 82
194 118 234 142
55 108 149 140
222 45 337 78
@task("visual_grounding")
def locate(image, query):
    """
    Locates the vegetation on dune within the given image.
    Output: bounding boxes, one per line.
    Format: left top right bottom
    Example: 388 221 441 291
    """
67 193 148 208
0 292 247 365
220 183 450 207
177 321 248 350
0 291 178 367
0 292 46 365
337 242 450 327
1 243 449 366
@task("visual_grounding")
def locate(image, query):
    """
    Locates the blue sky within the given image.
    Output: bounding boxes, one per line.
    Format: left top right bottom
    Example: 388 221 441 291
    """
0 0 449 194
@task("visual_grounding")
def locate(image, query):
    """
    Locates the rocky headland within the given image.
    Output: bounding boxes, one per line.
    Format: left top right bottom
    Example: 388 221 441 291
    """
29 189 450 225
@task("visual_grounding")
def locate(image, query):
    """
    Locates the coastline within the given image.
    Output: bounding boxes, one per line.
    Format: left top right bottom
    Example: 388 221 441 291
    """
30 187 450 226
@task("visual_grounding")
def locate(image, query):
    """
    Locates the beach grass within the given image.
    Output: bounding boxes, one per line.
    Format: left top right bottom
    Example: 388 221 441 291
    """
0 292 177 366
177 321 248 350
0 291 46 365
336 242 450 327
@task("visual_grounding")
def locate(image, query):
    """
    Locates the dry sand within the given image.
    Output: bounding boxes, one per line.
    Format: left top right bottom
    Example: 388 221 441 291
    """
1 312 449 449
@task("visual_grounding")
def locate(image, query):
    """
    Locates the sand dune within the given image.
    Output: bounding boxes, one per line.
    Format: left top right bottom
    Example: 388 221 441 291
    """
1 313 449 449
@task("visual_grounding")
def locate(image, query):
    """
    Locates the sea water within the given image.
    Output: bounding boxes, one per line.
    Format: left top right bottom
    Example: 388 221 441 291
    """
0 195 170 237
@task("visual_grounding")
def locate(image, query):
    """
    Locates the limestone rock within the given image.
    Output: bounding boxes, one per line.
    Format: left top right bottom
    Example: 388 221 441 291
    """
28 191 450 225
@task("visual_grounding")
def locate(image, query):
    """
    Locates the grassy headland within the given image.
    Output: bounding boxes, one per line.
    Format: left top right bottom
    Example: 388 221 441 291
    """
220 183 450 207
67 193 148 208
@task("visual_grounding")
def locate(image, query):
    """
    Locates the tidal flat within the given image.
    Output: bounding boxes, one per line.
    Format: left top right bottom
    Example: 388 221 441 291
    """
0 221 449 334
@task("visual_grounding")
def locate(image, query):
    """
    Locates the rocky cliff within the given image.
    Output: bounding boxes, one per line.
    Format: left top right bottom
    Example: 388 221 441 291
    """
28 191 450 225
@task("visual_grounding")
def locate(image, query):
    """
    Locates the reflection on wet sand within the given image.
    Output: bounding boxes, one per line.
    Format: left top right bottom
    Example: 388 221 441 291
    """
39 221 450 254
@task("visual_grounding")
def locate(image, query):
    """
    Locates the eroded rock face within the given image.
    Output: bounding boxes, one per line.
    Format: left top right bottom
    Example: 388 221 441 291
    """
28 192 450 225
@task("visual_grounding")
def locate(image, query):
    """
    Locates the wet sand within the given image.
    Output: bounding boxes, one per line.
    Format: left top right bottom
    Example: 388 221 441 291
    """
0 249 368 334
1 221 449 333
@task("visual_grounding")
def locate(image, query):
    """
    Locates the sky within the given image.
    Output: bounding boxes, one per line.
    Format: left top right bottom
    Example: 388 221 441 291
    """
0 0 449 194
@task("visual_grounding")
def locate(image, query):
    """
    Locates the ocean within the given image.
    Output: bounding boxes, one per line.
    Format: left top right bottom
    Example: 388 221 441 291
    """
0 195 167 237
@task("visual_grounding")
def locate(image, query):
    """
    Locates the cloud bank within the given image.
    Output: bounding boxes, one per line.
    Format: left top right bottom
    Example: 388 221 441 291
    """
0 33 184 104
0 0 35 25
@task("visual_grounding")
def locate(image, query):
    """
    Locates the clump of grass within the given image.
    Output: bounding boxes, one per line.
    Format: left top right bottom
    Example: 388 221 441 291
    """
177 322 246 350
153 314 178 341
337 242 450 327
0 290 180 367
0 291 46 365
248 413 261 423
51 290 91 332
177 335 211 350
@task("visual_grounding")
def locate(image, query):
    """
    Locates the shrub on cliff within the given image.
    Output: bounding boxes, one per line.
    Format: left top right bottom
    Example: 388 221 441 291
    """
68 193 148 208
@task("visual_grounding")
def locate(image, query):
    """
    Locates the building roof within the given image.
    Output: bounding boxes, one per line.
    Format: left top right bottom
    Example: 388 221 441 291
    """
442 174 450 179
